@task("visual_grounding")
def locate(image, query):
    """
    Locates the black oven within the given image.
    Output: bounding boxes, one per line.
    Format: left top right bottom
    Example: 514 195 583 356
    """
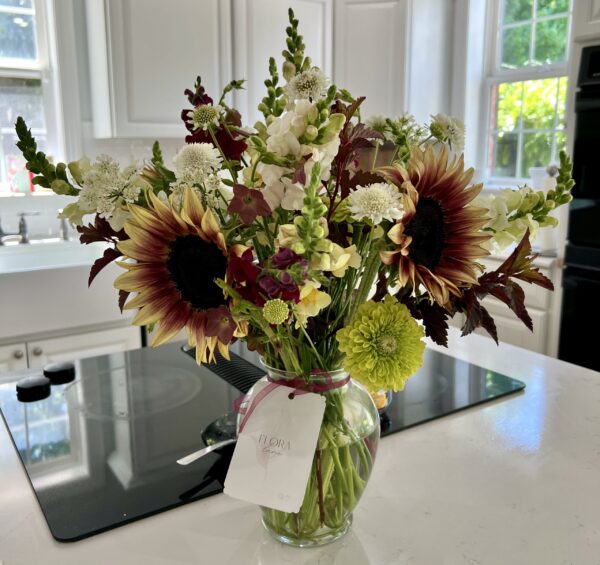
559 45 600 371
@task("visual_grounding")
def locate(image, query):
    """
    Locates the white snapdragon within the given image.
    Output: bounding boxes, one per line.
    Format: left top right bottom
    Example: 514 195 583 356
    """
173 143 222 185
430 113 465 151
348 183 404 225
285 67 328 101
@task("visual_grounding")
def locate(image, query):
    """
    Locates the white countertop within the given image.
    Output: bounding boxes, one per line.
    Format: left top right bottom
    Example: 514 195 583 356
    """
1 329 599 565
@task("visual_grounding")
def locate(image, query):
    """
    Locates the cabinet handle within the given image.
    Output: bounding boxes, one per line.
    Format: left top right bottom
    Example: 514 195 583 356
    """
32 347 43 356
13 350 24 360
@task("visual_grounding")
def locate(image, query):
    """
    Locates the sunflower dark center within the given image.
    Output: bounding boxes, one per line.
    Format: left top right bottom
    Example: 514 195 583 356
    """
404 197 446 270
166 234 227 310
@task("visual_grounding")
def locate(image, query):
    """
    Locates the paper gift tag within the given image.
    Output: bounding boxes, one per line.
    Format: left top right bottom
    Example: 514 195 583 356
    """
224 380 326 513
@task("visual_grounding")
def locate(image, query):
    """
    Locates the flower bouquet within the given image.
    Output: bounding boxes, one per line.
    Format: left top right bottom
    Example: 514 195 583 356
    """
14 9 573 547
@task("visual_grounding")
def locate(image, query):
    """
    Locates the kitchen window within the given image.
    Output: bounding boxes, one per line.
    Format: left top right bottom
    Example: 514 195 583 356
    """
0 0 61 196
485 0 572 184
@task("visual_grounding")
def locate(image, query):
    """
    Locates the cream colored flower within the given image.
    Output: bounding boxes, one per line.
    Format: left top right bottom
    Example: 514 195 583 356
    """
294 281 332 327
430 113 465 151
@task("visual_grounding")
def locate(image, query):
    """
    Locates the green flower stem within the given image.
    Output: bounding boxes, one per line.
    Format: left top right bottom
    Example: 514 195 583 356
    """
208 126 238 183
261 384 375 543
345 237 381 325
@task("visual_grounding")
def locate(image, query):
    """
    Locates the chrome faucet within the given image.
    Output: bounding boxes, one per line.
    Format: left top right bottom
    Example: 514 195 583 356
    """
18 213 29 244
58 209 70 241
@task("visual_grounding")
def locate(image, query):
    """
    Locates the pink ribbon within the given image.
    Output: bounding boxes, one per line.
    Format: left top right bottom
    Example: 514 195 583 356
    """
237 371 350 433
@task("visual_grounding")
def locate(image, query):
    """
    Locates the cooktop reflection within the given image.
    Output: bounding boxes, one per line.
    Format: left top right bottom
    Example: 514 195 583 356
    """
0 343 524 542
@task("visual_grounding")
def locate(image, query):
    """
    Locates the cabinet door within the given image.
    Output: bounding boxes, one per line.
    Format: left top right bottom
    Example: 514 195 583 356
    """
86 0 232 137
233 0 333 125
572 0 600 41
27 327 142 369
334 0 409 118
0 343 27 374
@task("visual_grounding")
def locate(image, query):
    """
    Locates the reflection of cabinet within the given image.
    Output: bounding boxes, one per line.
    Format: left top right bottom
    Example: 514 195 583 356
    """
0 327 141 373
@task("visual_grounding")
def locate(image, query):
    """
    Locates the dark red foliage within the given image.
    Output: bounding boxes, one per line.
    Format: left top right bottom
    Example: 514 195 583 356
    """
456 231 553 343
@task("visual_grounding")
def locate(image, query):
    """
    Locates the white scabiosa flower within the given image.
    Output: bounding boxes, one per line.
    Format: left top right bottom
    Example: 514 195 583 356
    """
285 67 328 101
186 104 223 131
78 155 148 229
347 183 404 225
173 143 222 185
429 113 465 151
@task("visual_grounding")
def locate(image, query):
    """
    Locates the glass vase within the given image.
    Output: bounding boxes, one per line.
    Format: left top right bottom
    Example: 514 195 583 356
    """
239 361 380 547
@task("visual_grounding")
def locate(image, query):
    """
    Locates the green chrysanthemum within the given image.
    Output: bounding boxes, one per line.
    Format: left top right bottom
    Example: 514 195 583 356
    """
336 296 425 392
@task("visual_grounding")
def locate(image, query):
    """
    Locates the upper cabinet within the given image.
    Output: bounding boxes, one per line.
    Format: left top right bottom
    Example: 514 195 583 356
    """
85 0 451 138
85 0 232 138
333 0 409 119
233 0 333 125
572 0 600 42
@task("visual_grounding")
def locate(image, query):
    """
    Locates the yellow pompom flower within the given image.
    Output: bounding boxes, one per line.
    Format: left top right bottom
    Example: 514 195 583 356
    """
336 296 425 391
263 299 289 325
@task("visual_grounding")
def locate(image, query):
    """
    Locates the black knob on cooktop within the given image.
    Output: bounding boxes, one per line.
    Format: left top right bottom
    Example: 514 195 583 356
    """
16 376 51 402
43 362 76 385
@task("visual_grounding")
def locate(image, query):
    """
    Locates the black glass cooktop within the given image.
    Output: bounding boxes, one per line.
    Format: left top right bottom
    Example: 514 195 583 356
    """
0 343 524 542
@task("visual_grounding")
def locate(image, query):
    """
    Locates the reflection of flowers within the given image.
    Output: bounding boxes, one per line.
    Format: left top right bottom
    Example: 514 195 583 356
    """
336 296 425 392
115 188 237 364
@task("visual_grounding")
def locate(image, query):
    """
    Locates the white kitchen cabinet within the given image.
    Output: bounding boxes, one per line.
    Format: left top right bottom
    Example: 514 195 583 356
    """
333 0 409 118
233 0 333 124
572 0 600 41
86 0 233 138
0 343 28 373
26 327 141 369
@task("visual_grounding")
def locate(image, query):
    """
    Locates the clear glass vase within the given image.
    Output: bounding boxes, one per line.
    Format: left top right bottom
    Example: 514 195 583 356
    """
239 361 380 547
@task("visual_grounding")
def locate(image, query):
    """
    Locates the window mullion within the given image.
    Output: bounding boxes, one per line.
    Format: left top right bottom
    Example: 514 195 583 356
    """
516 80 525 179
530 0 538 64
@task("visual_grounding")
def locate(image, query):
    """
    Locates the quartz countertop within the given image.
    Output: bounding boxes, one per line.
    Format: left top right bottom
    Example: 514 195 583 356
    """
1 329 599 564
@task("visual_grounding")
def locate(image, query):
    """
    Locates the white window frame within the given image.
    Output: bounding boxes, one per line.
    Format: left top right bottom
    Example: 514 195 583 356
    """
482 0 572 187
0 0 65 195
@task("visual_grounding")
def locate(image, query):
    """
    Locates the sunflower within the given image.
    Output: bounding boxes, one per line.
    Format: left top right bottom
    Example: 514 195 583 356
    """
115 188 238 364
379 146 490 305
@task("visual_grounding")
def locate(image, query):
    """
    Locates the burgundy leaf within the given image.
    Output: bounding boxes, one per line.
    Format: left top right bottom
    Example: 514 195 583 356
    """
403 295 450 347
77 217 126 245
88 247 122 286
118 289 130 313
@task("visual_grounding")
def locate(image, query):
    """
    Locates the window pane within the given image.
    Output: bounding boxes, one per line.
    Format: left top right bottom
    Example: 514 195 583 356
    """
0 11 37 60
536 0 569 17
495 81 523 131
534 17 568 64
0 77 45 129
492 132 519 177
522 78 558 129
555 130 566 156
0 1 34 8
504 0 533 23
521 132 552 177
502 25 531 68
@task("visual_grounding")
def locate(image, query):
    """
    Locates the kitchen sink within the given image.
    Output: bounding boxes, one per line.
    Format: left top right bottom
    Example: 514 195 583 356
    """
0 240 108 274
